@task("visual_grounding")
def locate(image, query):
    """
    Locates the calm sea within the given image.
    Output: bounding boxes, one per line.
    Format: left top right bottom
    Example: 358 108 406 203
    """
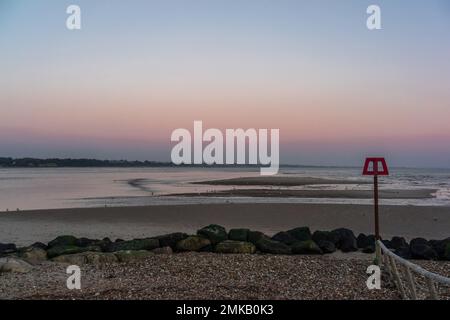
0 166 450 211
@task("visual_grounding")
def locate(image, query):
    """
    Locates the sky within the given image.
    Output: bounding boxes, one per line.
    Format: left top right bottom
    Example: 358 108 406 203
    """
0 0 450 167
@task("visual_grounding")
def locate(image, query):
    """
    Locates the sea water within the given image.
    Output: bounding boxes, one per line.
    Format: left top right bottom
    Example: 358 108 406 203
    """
0 166 449 211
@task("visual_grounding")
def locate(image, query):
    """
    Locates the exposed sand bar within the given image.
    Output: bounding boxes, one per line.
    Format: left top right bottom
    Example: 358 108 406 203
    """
0 203 449 246
172 188 436 199
193 176 371 186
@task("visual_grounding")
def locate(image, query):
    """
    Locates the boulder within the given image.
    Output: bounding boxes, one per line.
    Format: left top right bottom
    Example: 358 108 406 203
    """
30 242 48 250
362 245 375 254
317 240 336 254
391 237 408 250
312 231 339 245
429 238 450 260
75 237 99 247
394 246 411 259
331 228 358 252
0 243 17 255
18 247 47 265
199 244 214 252
48 235 78 248
96 238 114 251
47 245 101 258
155 233 188 249
410 238 428 247
228 229 250 242
357 234 376 249
356 233 368 248
53 252 118 265
291 240 322 255
381 240 393 249
197 225 228 245
255 238 291 255
215 240 256 254
104 238 159 252
286 227 312 242
247 231 269 245
271 231 297 245
410 243 438 260
114 250 153 262
151 246 173 254
445 243 450 261
0 257 32 273
176 236 211 252
356 233 375 249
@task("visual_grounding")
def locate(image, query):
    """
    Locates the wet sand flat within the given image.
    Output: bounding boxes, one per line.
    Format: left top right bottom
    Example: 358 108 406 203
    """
0 203 449 246
171 188 437 199
193 176 371 186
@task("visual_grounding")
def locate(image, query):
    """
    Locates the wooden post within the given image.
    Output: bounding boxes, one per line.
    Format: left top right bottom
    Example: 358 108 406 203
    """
374 175 380 240
374 175 382 264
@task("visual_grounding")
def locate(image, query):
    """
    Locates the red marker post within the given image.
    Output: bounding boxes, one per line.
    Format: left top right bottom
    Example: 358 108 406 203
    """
363 157 389 264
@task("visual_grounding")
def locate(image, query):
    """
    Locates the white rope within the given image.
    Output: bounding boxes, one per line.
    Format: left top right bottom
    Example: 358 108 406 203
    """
377 240 450 286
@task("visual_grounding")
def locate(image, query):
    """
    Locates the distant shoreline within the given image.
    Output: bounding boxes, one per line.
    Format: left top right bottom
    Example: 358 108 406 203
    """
2 157 450 170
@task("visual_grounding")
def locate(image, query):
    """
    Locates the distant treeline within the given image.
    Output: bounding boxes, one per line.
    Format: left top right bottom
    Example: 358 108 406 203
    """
0 157 264 168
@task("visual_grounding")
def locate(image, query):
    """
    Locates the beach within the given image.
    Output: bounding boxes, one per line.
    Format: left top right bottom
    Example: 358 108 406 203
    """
1 203 449 246
1 251 448 300
0 253 399 300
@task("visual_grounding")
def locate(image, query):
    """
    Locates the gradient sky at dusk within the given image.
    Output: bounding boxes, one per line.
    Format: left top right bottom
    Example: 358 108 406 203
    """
1 0 450 167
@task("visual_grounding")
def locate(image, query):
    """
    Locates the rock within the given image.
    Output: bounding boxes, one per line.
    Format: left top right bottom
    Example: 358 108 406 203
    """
362 245 375 254
199 244 214 252
391 237 408 250
255 238 291 255
48 235 78 248
53 252 118 265
0 243 17 255
228 229 250 242
247 231 269 245
96 238 113 251
410 238 428 247
155 233 188 249
114 250 153 262
357 234 376 249
286 227 312 242
271 232 297 245
381 240 393 249
445 243 450 261
331 228 358 252
47 245 101 258
410 243 438 260
151 246 173 254
176 236 211 252
75 237 99 247
215 240 256 254
197 224 228 245
317 240 336 254
356 234 368 248
291 240 322 255
18 247 47 265
0 257 32 273
312 231 339 245
30 242 48 250
429 238 450 260
52 253 86 265
104 238 159 252
394 246 411 259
